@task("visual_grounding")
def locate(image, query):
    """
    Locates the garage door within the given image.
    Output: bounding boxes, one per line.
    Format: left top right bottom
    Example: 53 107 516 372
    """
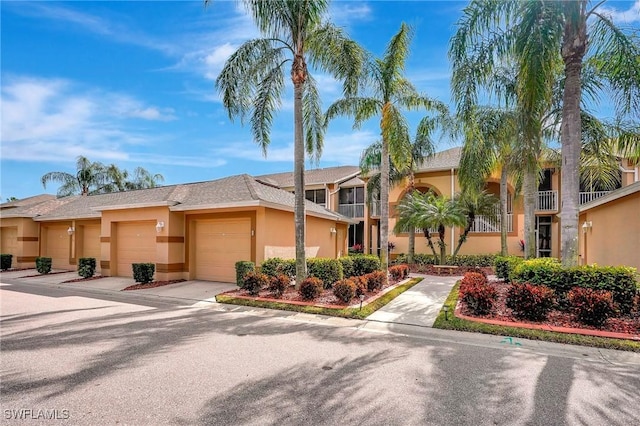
195 218 251 282
82 225 101 270
116 222 156 277
44 225 70 269
1 227 18 256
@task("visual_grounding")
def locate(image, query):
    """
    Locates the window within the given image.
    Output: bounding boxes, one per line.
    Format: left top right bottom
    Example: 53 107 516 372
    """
305 189 326 206
538 169 553 191
339 187 364 205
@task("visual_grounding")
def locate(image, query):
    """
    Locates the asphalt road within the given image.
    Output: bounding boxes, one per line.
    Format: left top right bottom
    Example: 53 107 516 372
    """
1 280 639 425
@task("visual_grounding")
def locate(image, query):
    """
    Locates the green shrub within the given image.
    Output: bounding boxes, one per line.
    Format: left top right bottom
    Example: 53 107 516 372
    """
307 258 343 288
1 254 13 271
242 271 269 296
351 255 381 276
565 265 637 314
132 263 155 284
568 287 616 327
299 277 323 300
364 270 386 291
35 257 52 274
269 274 290 298
506 282 555 321
513 258 564 290
495 256 524 282
235 261 255 287
333 279 356 303
339 257 354 278
459 272 496 315
260 257 284 278
397 253 497 267
77 257 96 279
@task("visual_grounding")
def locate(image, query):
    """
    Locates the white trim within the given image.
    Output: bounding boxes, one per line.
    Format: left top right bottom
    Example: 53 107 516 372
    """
579 181 640 212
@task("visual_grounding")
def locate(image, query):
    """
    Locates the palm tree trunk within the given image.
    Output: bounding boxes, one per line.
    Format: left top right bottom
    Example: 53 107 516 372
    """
292 58 307 288
380 135 389 275
424 230 438 259
560 4 587 267
438 225 446 265
453 216 473 256
500 165 508 256
407 174 415 264
523 166 537 259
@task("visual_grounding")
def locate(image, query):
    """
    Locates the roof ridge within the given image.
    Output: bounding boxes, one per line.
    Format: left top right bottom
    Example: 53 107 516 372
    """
243 174 260 201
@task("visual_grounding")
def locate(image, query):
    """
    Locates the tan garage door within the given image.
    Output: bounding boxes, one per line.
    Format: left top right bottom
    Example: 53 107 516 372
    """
116 222 156 277
195 218 251 282
44 225 70 269
82 225 101 270
1 227 18 256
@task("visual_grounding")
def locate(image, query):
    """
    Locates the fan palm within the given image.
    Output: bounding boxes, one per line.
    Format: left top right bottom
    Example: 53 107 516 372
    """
394 192 466 265
326 23 446 273
453 190 499 256
213 0 366 285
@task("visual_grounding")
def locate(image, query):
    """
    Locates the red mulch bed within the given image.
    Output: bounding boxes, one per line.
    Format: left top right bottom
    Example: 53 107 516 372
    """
221 278 405 308
460 280 640 338
18 271 74 278
62 275 106 283
122 279 186 291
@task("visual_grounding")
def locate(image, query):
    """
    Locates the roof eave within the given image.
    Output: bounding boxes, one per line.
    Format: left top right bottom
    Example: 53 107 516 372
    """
93 201 180 212
170 200 260 212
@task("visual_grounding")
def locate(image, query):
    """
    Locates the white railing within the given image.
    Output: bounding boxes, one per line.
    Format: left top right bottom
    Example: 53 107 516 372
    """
338 203 365 218
579 191 610 205
470 214 513 233
399 225 439 235
536 190 558 211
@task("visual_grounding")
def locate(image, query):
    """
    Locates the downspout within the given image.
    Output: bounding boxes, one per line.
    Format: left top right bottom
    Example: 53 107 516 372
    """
451 168 455 256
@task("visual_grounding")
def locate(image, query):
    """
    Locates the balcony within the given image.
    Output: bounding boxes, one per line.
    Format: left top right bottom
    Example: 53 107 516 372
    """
536 190 558 211
338 203 365 218
470 214 514 233
369 201 381 218
579 191 610 205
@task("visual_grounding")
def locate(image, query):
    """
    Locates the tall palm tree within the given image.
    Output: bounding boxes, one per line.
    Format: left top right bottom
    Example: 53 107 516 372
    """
213 0 365 285
360 119 436 264
326 23 446 273
394 192 466 265
453 189 499 256
450 0 640 266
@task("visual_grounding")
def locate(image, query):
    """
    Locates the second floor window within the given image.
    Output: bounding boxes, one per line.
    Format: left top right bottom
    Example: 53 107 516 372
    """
305 189 326 206
339 187 364 205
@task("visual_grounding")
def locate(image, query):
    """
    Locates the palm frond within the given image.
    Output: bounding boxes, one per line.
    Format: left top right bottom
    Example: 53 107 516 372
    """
324 97 381 129
302 75 324 162
250 62 285 154
381 103 411 170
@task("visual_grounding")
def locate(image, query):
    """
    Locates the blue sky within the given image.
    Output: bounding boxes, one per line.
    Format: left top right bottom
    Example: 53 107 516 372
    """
1 0 638 200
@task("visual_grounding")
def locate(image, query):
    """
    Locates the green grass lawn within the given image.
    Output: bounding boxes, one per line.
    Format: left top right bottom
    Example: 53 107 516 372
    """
433 282 640 352
216 277 423 320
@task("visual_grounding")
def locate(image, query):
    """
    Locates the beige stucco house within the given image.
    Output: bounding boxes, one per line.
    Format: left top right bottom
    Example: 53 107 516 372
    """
0 175 354 283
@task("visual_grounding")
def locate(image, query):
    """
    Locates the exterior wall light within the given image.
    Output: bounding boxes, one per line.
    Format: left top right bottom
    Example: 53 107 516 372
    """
156 221 165 233
67 227 75 236
581 221 592 233
330 227 337 234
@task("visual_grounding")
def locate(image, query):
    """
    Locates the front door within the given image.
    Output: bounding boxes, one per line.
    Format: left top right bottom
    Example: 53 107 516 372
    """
536 216 552 258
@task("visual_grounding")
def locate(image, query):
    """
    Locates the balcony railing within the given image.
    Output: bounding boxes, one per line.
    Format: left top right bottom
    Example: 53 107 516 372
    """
536 190 558 211
470 214 514 233
579 191 610 205
338 203 365 218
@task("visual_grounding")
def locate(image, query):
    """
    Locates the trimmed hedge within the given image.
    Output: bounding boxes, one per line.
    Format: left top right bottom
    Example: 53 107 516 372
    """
351 255 381 276
339 257 355 279
78 257 96 279
307 258 343 289
260 258 296 279
1 254 13 271
132 263 154 284
513 259 638 313
395 253 497 267
506 282 555 321
495 256 524 282
36 257 52 274
235 261 255 287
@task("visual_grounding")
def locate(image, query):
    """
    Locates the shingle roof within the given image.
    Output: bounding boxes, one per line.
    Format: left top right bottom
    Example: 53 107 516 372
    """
255 165 360 188
416 146 462 172
0 194 56 209
6 174 355 223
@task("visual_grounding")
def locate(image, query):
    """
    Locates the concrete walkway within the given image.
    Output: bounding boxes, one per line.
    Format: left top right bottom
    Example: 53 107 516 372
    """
367 274 459 327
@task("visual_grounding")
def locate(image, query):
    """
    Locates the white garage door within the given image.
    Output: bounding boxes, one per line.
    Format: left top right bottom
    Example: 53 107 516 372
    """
1 227 18 256
116 222 156 277
44 225 70 269
194 218 251 282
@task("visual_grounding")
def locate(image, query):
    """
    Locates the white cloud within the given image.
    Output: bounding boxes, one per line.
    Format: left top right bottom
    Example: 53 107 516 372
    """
0 76 176 163
203 43 240 80
330 2 373 26
599 0 640 24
